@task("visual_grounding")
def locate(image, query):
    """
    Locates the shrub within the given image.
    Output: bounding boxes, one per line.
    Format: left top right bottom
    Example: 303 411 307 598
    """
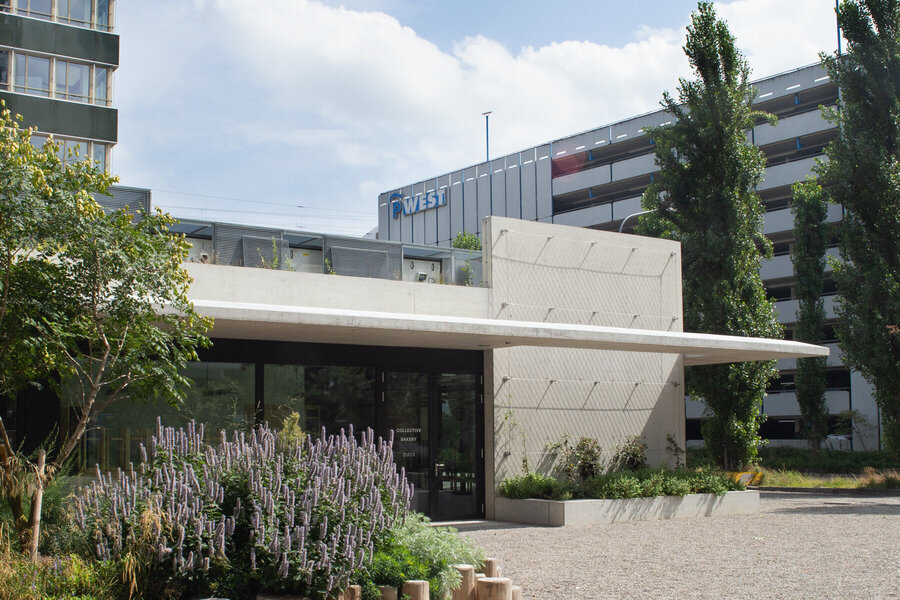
497 472 569 500
858 467 900 489
609 435 649 472
502 468 742 500
0 526 123 600
546 436 603 483
385 513 485 599
73 420 411 600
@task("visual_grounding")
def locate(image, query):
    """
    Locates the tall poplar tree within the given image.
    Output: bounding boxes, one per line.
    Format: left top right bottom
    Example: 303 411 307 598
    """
637 2 781 469
791 178 829 450
819 0 900 453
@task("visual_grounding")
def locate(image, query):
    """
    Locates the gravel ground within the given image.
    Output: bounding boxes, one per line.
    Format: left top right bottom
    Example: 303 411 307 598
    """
459 491 900 599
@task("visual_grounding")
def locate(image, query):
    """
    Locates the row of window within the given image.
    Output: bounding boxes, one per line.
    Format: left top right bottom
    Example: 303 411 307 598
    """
31 132 109 170
0 0 113 32
0 48 112 105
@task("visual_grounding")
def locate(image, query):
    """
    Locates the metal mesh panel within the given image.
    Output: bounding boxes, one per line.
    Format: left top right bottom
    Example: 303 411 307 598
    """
323 236 402 280
242 234 286 269
97 186 151 215
450 249 483 286
328 245 390 279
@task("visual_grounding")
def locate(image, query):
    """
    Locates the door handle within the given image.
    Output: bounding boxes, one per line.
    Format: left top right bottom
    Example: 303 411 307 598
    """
434 463 445 477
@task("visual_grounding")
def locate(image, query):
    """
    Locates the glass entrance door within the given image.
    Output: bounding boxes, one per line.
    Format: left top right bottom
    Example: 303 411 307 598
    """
384 371 430 514
434 373 481 519
383 371 482 520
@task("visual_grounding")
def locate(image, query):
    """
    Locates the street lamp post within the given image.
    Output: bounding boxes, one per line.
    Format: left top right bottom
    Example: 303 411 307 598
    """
482 111 492 162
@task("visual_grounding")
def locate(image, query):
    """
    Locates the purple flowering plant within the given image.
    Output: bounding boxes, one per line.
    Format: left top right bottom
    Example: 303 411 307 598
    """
73 419 412 599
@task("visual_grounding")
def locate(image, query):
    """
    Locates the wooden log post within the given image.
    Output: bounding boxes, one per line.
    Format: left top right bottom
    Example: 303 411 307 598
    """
452 564 476 600
378 585 398 600
401 580 429 600
475 577 512 600
511 586 523 600
483 558 501 578
347 585 362 600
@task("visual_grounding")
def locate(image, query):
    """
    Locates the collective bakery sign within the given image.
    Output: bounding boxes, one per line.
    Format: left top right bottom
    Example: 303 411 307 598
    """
390 190 447 219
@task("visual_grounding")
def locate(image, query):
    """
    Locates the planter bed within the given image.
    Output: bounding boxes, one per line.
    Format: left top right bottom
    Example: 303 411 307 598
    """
494 490 759 527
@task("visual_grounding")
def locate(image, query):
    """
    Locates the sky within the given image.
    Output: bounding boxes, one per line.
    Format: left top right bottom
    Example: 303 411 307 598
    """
114 0 841 236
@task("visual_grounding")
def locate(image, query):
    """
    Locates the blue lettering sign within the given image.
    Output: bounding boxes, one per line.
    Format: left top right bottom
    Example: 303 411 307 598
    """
390 190 447 219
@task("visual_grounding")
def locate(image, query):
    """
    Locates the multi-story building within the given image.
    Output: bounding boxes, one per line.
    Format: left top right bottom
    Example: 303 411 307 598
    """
378 62 880 451
0 0 117 170
0 0 118 451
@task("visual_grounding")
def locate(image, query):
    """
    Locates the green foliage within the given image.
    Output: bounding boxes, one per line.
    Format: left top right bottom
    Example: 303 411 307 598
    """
499 468 742 500
636 2 780 469
368 543 429 590
688 445 900 473
858 467 900 489
278 410 307 448
0 551 124 600
386 513 485 600
791 178 829 450
451 231 482 251
0 103 212 554
546 435 602 482
609 435 649 472
758 469 858 488
816 0 900 454
496 472 570 500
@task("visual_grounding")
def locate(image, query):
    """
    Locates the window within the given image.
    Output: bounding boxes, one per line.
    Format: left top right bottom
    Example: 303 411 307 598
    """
9 0 114 30
59 0 91 26
0 50 8 90
29 133 109 171
14 53 50 96
96 0 110 30
7 50 113 106
94 66 108 105
92 141 106 170
16 0 51 20
55 60 90 102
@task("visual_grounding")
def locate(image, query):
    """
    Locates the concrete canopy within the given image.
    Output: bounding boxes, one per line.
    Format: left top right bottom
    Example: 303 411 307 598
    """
190 299 828 366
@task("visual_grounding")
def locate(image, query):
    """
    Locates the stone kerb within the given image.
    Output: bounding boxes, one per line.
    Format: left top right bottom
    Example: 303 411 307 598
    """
494 490 759 527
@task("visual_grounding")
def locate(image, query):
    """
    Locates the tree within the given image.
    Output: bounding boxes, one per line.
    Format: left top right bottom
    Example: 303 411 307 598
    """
815 0 900 454
791 178 829 450
636 2 781 469
0 105 212 555
452 231 482 251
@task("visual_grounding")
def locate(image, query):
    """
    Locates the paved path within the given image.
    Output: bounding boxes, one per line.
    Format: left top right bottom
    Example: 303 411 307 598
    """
460 491 900 599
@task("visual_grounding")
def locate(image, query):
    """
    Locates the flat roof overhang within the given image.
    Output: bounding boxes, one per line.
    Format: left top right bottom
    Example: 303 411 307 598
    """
187 300 828 366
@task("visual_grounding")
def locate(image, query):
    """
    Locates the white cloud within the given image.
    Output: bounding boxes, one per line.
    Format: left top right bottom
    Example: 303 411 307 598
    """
114 0 839 235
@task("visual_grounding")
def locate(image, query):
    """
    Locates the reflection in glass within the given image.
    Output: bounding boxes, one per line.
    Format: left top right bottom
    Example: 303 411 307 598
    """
94 67 107 104
16 55 50 96
264 365 375 438
92 142 106 170
63 362 256 472
61 0 91 24
96 0 109 29
0 50 8 87
436 373 479 517
386 372 429 513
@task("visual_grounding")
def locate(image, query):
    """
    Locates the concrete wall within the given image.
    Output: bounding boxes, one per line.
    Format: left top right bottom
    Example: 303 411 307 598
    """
184 263 490 319
482 216 685 516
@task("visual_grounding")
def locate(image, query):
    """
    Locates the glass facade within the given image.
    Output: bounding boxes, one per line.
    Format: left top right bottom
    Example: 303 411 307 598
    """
62 340 484 519
3 50 113 105
6 0 114 31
